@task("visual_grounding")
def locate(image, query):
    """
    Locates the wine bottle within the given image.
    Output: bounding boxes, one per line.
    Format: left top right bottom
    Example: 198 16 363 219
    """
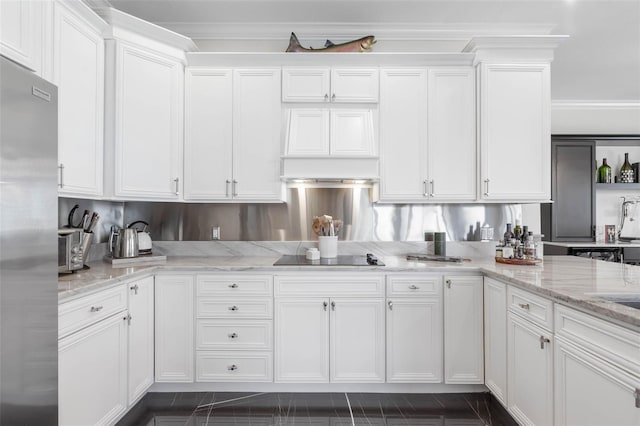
620 153 635 183
514 220 523 243
522 225 529 243
503 223 514 244
597 159 612 183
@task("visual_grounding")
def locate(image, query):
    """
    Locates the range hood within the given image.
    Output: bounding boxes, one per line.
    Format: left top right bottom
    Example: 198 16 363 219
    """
281 157 379 182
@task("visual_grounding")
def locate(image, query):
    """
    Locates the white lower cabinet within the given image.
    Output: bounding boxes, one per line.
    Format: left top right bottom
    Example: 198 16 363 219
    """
127 276 154 405
484 277 507 406
443 275 484 384
155 275 194 383
59 311 128 426
507 311 553 426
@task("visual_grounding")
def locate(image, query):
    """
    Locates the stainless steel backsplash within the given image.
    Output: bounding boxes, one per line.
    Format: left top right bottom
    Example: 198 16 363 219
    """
60 187 521 243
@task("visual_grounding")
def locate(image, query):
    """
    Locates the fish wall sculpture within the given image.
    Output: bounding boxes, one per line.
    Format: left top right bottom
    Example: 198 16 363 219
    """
285 32 376 53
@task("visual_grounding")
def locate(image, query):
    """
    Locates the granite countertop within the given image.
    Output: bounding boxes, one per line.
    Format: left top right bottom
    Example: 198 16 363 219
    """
544 241 640 248
59 255 640 331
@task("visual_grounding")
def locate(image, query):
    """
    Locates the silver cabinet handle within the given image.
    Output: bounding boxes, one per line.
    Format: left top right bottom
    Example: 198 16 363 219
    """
58 164 64 188
634 388 640 408
324 93 329 102
90 305 103 312
388 301 393 310
484 179 490 196
228 305 239 311
130 284 139 295
227 364 238 371
409 284 420 290
225 180 231 197
446 279 452 289
331 301 335 311
229 283 238 289
323 301 328 311
232 180 238 197
124 313 132 325
539 335 550 350
423 180 429 197
228 332 238 339
174 177 180 195
519 303 530 311
430 180 435 197
331 93 336 101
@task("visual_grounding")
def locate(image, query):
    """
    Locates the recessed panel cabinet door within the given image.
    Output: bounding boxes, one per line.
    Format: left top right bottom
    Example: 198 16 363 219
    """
282 67 330 102
285 108 330 156
112 41 183 200
480 63 551 201
184 68 233 200
59 313 127 426
379 68 428 201
331 68 379 103
330 298 385 383
127 276 154 405
54 1 104 197
427 67 476 201
0 0 40 72
232 69 282 201
330 109 375 156
275 298 330 383
483 278 507 406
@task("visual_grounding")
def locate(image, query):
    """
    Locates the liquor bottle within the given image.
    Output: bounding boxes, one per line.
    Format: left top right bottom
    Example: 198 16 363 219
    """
620 153 635 183
521 225 529 243
597 159 612 183
514 220 523 242
525 232 536 259
503 223 514 243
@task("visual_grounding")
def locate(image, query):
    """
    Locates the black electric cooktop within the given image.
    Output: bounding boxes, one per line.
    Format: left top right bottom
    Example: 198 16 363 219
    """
273 254 384 266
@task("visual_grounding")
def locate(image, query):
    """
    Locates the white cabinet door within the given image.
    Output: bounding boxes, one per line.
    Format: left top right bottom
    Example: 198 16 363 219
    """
110 40 183 200
282 67 330 102
386 298 443 383
484 278 507 406
443 276 484 384
285 109 330 156
184 68 233 200
127 276 154 405
0 0 42 73
331 68 379 103
554 338 640 426
59 313 127 426
54 1 105 197
330 298 385 383
275 298 330 383
232 68 282 201
330 110 375 156
155 275 194 383
379 68 428 201
507 312 553 426
480 63 550 201
427 67 476 201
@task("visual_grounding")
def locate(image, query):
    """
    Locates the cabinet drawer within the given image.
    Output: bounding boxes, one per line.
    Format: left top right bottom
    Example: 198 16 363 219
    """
555 304 640 375
274 274 384 297
196 351 273 382
197 275 272 297
387 275 442 297
507 286 553 331
196 320 273 350
197 298 273 319
59 284 127 338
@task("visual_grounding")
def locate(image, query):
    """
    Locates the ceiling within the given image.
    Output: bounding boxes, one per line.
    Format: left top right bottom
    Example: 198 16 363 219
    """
104 0 640 101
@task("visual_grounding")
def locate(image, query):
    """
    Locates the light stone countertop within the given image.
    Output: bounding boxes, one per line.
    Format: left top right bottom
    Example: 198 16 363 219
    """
544 241 640 248
58 255 640 331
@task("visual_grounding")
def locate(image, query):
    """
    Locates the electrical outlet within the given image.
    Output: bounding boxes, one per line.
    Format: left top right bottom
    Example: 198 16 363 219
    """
211 226 221 240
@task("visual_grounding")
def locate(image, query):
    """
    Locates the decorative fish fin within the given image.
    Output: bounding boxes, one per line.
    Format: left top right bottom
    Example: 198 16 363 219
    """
324 40 335 48
286 32 302 52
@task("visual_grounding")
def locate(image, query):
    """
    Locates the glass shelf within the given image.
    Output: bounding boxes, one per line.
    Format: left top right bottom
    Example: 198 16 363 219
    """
595 183 640 189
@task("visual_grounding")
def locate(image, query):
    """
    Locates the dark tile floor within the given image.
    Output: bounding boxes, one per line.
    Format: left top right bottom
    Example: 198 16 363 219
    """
117 392 517 425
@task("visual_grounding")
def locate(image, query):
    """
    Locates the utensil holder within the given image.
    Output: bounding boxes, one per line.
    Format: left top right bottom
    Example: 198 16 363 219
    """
318 236 338 258
81 231 93 266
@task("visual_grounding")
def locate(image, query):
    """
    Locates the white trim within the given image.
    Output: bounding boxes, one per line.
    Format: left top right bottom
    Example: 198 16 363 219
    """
552 101 640 110
58 0 108 34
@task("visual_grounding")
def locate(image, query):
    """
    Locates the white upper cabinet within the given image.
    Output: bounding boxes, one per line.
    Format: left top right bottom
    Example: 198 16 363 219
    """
379 67 475 202
0 0 49 76
107 40 184 200
184 68 233 200
285 109 330 156
53 1 106 198
282 67 378 103
479 63 551 201
232 68 283 201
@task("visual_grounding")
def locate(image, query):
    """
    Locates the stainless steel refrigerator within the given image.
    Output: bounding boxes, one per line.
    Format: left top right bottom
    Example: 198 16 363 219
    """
0 55 58 423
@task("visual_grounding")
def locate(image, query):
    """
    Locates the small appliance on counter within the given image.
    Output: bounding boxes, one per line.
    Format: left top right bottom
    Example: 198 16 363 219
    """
128 220 152 255
274 253 383 266
58 228 84 273
109 226 139 259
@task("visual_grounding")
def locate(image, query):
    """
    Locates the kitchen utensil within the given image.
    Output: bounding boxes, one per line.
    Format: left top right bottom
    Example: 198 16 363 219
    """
318 236 338 258
109 226 139 259
128 220 152 255
434 232 446 256
85 212 99 233
67 204 80 228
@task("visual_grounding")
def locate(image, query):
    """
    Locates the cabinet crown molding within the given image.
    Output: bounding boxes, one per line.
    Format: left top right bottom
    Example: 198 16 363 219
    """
463 35 568 64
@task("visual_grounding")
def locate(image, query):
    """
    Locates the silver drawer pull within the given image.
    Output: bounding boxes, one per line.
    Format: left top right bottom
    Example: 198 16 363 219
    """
229 283 238 289
228 332 238 339
228 364 238 371
388 301 393 310
409 284 420 290
228 305 239 311
90 306 103 312
635 388 640 408
518 303 530 310
539 335 551 350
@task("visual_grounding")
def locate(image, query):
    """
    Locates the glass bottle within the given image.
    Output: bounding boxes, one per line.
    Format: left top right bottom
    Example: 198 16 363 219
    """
522 225 529 243
620 153 635 183
514 220 522 242
525 232 536 259
503 223 514 244
597 159 612 183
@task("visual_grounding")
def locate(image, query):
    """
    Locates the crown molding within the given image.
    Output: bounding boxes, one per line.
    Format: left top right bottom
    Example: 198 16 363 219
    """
158 22 555 42
552 101 640 110
463 35 568 63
